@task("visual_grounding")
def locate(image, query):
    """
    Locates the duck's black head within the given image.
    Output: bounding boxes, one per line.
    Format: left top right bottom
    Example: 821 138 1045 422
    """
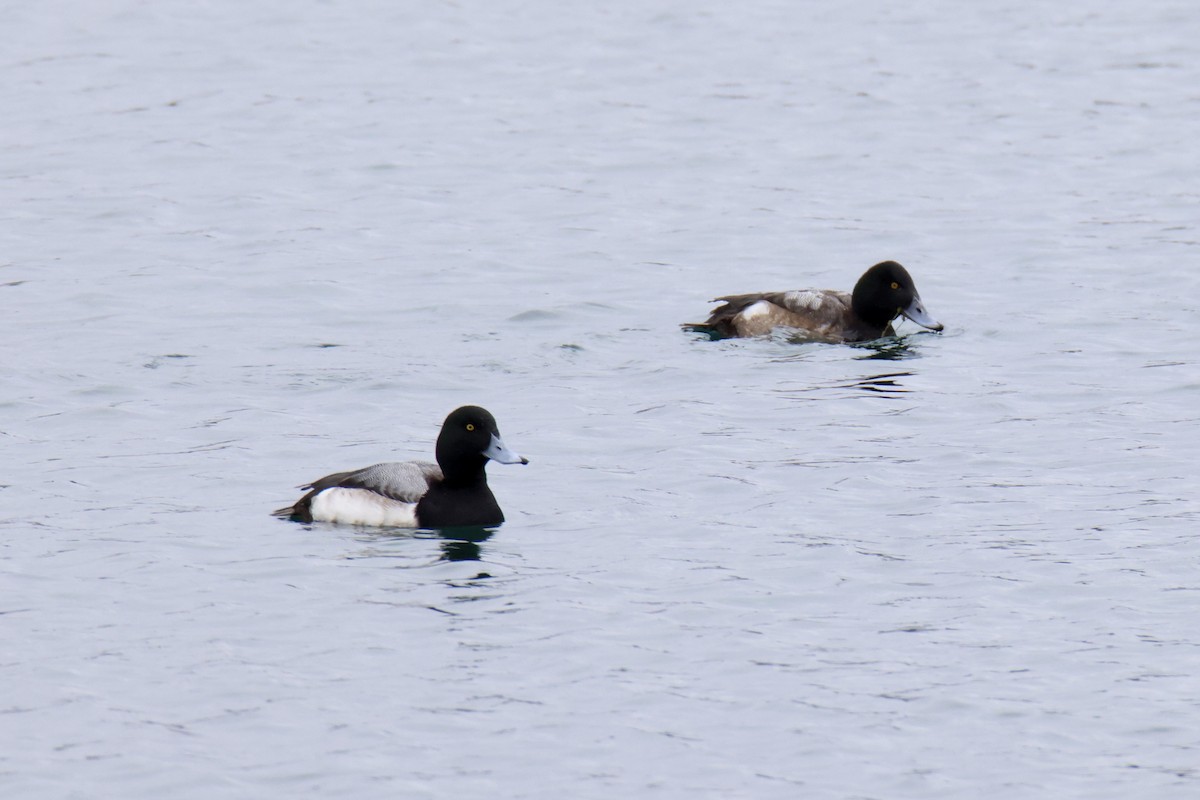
851 261 943 332
435 405 528 482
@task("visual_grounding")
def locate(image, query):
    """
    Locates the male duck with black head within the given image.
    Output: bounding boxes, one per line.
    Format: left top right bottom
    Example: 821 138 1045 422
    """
686 260 943 342
274 405 528 528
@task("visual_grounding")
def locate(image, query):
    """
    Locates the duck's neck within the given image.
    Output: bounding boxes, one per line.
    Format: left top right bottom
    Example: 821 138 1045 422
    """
435 438 489 487
439 458 489 488
851 293 897 330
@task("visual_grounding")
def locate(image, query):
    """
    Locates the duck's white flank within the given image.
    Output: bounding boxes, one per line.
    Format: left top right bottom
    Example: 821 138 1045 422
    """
740 300 771 318
308 488 419 527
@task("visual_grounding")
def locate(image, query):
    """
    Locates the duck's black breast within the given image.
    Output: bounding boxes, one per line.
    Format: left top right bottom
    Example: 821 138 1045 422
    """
415 479 504 528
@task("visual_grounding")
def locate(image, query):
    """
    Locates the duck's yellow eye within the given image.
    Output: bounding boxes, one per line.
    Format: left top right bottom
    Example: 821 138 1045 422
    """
466 423 475 431
890 281 900 290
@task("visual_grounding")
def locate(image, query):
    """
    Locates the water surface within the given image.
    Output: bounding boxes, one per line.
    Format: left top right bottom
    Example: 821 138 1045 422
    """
3 1 1199 798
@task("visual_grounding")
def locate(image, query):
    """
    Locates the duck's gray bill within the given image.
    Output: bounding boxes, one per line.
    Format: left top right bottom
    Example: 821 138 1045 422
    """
901 296 944 331
484 433 529 465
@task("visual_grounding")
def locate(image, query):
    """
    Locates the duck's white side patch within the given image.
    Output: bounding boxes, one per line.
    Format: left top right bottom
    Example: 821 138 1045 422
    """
739 300 772 319
310 488 419 527
782 290 825 310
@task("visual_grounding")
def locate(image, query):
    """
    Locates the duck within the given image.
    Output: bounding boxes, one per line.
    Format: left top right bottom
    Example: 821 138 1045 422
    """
273 405 528 528
685 260 943 342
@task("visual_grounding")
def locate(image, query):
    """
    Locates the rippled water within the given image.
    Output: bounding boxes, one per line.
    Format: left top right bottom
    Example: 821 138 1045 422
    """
4 1 1200 797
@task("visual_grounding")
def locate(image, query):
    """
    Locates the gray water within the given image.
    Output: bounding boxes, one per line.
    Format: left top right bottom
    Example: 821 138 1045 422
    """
3 1 1199 798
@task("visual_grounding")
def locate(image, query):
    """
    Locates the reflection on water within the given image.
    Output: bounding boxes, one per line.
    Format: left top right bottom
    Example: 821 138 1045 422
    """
689 328 933 359
849 334 929 360
703 329 939 358
776 371 914 398
432 526 494 563
849 372 913 394
340 525 495 564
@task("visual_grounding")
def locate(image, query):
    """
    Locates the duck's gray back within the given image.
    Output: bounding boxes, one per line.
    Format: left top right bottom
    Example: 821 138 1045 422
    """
310 460 442 503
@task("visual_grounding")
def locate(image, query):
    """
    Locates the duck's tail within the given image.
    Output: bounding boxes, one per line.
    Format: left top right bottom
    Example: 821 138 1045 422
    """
680 321 729 340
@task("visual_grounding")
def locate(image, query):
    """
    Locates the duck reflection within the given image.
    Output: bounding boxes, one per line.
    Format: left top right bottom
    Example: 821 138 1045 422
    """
775 370 914 399
433 526 494 563
343 524 495 565
850 335 923 360
846 372 912 395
